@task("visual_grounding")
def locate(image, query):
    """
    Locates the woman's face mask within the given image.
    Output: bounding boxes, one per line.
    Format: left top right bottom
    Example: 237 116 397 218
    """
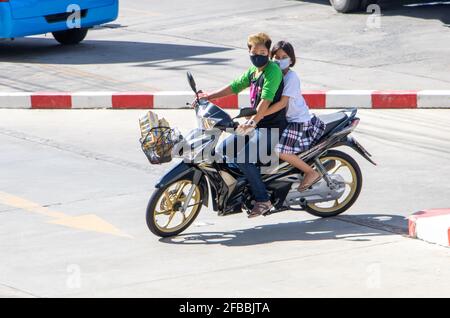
250 54 269 68
273 57 291 70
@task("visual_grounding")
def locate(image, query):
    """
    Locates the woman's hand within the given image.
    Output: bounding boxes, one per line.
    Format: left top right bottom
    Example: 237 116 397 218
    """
236 119 256 135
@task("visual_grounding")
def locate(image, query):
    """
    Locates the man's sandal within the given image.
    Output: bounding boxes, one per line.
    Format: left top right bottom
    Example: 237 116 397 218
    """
248 201 273 218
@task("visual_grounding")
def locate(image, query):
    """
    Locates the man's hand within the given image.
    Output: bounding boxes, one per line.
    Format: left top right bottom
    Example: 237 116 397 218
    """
191 91 209 108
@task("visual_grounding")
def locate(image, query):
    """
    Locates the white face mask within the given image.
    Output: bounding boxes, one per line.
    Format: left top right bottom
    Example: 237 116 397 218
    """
273 57 291 70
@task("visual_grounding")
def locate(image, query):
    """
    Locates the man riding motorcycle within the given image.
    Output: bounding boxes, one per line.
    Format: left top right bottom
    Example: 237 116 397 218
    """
196 32 287 217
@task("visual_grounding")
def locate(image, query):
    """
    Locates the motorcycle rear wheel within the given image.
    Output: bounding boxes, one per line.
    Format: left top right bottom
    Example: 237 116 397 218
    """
146 179 203 237
305 149 362 218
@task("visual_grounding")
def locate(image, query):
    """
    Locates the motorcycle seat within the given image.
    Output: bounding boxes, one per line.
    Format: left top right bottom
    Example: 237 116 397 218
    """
317 112 348 137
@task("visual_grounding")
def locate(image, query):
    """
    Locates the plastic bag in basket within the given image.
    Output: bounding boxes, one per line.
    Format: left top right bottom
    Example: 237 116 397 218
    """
139 111 181 164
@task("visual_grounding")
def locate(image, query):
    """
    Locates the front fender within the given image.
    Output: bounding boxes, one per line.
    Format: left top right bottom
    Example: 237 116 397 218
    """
155 161 209 207
155 161 195 188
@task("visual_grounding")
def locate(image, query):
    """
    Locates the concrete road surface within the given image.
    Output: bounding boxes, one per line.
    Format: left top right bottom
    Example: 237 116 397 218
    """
0 0 449 92
0 108 449 297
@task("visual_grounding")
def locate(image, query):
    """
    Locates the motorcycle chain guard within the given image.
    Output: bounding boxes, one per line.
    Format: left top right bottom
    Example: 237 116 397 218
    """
283 174 346 207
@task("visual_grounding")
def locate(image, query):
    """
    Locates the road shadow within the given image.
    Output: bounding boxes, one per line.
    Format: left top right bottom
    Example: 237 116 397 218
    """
297 0 450 26
0 38 233 66
160 213 408 247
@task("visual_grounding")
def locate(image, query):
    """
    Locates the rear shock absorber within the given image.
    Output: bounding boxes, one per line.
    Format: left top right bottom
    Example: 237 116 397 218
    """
314 158 337 190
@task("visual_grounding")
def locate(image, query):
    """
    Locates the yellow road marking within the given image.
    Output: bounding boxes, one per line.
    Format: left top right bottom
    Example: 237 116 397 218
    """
0 191 132 238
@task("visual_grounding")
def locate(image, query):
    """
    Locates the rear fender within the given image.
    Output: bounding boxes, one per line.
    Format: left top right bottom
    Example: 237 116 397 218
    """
336 136 377 166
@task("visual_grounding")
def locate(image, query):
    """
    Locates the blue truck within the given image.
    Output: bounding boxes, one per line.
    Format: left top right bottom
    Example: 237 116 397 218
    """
0 0 119 44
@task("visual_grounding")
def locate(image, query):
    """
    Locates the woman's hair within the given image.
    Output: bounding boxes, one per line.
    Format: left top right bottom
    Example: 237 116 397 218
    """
270 41 296 67
247 33 272 51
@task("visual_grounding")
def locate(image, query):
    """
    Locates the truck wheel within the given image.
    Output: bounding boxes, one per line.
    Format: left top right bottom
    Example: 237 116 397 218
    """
361 0 378 11
330 0 361 12
52 28 88 45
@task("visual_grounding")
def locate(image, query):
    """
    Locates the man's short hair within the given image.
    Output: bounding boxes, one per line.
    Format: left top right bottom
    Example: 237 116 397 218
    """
247 33 272 51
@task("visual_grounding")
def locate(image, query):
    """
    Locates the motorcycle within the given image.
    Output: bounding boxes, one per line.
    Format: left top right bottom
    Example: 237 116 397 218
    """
145 72 376 237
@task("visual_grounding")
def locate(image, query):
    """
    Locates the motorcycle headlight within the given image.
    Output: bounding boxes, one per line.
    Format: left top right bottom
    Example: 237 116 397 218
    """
198 118 218 130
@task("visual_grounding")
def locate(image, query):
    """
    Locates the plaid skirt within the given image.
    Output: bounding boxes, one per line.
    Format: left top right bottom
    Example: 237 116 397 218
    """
275 115 326 154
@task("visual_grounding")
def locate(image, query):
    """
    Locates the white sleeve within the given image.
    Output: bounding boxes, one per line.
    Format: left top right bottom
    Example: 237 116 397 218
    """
282 72 301 98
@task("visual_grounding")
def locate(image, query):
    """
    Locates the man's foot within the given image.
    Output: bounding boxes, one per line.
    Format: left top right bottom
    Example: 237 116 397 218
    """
298 170 322 192
248 201 273 218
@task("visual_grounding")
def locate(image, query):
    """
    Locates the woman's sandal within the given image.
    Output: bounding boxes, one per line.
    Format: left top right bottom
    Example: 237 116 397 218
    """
298 173 322 192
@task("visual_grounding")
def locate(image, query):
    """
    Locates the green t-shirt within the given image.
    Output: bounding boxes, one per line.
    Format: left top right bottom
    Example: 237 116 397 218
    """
230 61 283 102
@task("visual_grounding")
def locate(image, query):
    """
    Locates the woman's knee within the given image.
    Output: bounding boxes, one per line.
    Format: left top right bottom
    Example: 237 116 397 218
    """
278 152 291 161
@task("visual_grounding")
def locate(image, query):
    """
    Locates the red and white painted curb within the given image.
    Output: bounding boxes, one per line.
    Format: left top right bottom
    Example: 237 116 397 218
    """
0 90 449 109
409 209 450 247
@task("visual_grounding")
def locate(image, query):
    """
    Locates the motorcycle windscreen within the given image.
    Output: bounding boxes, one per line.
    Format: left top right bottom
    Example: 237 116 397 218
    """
196 102 234 129
9 0 116 19
174 128 219 162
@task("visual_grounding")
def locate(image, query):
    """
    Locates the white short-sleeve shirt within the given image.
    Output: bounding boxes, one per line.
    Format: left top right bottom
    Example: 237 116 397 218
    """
282 70 311 123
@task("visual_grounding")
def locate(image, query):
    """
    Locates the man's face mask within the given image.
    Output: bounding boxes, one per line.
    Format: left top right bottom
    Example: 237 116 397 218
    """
250 54 269 68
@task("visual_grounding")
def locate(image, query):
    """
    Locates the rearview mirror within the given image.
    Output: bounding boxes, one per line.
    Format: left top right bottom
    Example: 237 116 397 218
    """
186 71 197 95
235 108 257 119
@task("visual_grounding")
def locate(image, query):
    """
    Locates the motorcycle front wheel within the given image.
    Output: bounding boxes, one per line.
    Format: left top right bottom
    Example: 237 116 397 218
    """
305 149 362 218
146 179 203 237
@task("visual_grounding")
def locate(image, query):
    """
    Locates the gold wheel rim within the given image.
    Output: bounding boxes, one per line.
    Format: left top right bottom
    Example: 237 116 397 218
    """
153 180 201 233
307 156 358 213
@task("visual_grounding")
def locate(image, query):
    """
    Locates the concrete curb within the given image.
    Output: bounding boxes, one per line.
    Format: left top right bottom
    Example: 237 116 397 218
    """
409 209 450 247
0 90 449 109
